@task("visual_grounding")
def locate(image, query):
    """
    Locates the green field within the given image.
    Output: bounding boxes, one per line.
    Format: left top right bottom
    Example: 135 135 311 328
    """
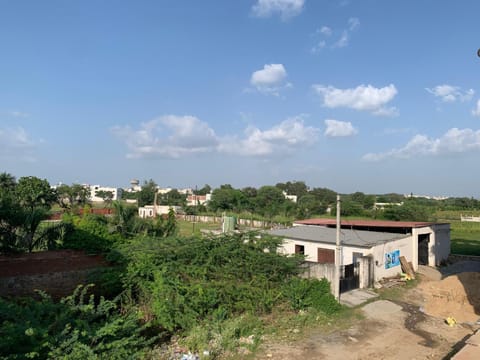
449 220 480 256
177 219 222 236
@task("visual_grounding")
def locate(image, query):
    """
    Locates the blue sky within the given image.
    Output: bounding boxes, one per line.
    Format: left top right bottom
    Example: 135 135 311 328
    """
1 0 480 196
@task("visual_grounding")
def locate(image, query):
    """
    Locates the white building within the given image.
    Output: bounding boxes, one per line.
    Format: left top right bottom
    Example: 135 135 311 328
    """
269 219 450 286
89 185 123 202
186 193 212 206
282 191 297 203
138 205 182 218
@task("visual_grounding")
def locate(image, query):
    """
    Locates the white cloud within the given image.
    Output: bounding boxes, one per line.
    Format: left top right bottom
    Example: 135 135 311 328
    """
324 119 357 137
111 115 219 159
312 18 360 52
219 116 319 156
251 0 304 20
426 84 474 103
348 17 360 31
9 110 30 118
0 126 37 161
472 99 480 116
363 128 480 161
319 26 332 36
333 30 349 48
114 114 320 159
312 83 398 116
250 63 291 95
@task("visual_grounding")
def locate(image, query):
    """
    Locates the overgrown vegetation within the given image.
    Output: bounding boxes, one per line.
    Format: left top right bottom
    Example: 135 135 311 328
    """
4 171 480 358
0 286 153 359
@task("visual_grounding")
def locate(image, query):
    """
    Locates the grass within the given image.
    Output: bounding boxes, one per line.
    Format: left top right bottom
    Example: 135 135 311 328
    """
177 219 221 236
449 220 480 256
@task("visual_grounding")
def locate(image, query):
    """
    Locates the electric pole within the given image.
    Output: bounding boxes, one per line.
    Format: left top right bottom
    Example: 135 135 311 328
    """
334 194 342 300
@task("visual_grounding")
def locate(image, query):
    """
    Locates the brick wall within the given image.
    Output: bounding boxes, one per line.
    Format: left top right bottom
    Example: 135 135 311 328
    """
0 250 108 299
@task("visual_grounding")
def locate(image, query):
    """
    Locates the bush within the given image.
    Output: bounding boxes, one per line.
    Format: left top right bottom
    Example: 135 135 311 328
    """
0 285 154 360
119 233 303 332
283 278 341 314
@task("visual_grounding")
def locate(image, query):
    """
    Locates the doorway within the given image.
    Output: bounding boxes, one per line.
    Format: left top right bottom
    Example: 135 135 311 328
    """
418 233 430 265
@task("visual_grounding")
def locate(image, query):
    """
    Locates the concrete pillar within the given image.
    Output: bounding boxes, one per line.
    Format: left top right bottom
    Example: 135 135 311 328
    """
358 257 371 289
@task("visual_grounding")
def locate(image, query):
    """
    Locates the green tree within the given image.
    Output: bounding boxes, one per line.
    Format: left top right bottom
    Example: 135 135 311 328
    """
194 184 211 195
0 172 16 191
16 176 56 211
160 189 186 207
276 181 308 197
0 175 66 253
56 183 90 209
137 179 157 207
255 186 287 217
309 187 337 206
208 185 248 212
95 190 114 205
297 194 327 218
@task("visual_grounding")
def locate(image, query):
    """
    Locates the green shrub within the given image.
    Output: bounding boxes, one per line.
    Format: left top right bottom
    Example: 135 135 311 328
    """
0 286 154 359
283 278 341 314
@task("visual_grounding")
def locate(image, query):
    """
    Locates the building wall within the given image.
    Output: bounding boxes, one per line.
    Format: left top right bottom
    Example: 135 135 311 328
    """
279 239 369 266
411 224 450 268
138 205 182 218
370 235 414 280
89 185 123 202
280 234 413 282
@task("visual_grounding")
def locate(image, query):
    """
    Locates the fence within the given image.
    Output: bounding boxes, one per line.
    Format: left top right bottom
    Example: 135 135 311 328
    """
177 214 287 229
300 256 373 294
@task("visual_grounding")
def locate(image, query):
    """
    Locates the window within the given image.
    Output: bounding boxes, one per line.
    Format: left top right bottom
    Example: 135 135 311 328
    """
317 248 335 263
295 244 305 255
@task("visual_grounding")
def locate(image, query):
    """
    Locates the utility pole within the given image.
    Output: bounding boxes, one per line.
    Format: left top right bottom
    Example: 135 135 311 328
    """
334 195 342 301
153 191 158 218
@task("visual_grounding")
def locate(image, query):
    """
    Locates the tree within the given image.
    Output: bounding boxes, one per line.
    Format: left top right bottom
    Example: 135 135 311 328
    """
1 175 66 253
276 181 308 197
96 190 114 205
297 194 327 218
0 172 16 191
160 189 186 207
137 179 157 207
255 186 287 217
15 176 56 211
56 183 90 209
309 187 337 206
194 184 211 195
208 185 248 212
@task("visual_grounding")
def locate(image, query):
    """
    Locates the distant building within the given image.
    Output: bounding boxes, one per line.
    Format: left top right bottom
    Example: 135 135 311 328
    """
283 191 297 203
89 185 123 202
186 193 212 206
126 179 141 192
374 202 403 210
138 205 182 218
405 194 449 201
269 218 450 290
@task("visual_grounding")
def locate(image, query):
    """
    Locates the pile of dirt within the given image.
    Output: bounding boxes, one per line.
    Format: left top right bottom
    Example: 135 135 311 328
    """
420 272 480 323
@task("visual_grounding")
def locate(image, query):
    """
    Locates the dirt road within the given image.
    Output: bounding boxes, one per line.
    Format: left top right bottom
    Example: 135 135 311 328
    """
258 268 480 360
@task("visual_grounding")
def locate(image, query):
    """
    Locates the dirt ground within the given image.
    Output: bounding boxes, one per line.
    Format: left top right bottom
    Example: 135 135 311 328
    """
257 265 480 360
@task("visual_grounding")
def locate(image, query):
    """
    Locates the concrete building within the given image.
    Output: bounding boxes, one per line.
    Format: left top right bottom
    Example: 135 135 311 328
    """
282 191 297 203
138 205 182 218
186 193 212 206
269 219 450 288
89 185 123 202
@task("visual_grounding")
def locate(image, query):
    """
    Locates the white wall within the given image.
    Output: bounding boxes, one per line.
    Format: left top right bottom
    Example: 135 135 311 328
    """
370 235 413 280
280 239 369 265
280 234 413 282
90 185 123 202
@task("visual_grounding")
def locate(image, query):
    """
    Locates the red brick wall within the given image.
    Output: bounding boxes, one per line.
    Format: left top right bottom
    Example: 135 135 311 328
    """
0 250 108 298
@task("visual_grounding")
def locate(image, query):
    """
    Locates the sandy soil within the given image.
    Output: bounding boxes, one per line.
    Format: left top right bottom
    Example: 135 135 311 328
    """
257 270 480 360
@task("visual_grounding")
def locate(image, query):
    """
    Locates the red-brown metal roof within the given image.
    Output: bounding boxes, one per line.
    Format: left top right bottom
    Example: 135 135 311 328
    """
294 218 439 228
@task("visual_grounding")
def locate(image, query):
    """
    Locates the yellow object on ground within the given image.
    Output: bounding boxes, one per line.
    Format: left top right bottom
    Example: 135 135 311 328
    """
446 317 457 326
